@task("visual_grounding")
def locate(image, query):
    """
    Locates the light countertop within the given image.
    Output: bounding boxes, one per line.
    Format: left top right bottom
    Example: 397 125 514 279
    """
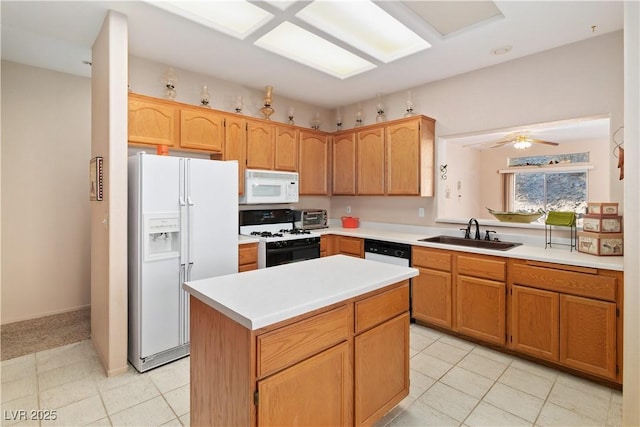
315 225 624 271
183 254 418 330
238 235 259 244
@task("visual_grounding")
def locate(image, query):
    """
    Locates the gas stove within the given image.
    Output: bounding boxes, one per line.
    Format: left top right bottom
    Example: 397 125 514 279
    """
239 209 321 268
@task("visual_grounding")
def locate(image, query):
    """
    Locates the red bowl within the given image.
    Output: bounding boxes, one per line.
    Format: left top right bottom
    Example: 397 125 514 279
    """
341 216 360 228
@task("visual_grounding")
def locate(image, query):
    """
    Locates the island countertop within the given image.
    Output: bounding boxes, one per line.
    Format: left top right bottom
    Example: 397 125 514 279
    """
183 254 419 331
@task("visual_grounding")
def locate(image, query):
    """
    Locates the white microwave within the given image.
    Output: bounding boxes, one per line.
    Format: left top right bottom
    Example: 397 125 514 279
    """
239 169 299 204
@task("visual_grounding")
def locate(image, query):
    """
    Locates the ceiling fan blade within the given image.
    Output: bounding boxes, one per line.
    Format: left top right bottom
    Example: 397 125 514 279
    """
487 139 511 148
530 139 559 146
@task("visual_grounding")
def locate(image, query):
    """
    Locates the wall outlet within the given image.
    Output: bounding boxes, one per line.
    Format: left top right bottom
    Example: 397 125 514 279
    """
418 208 425 217
346 205 351 214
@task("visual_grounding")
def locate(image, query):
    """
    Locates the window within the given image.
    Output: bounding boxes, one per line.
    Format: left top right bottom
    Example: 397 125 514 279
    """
502 153 591 218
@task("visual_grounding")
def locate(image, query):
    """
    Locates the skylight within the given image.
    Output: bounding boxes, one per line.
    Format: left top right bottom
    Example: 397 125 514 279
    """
254 22 376 80
147 1 273 40
296 1 431 63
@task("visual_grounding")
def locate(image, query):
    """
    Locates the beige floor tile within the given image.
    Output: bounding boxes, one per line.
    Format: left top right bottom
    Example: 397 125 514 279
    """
409 332 434 352
100 375 160 415
464 402 532 427
36 341 96 374
607 396 622 427
1 376 38 403
497 366 554 399
109 396 175 427
85 417 112 426
536 401 602 426
39 377 98 410
483 382 544 422
610 389 622 405
41 395 107 426
179 413 190 427
390 398 460 426
38 359 93 391
1 354 37 383
93 364 145 394
417 382 479 422
509 358 559 382
408 369 436 399
457 353 508 381
409 348 419 359
0 394 39 426
422 341 470 365
547 380 610 423
554 372 612 401
440 366 494 399
148 358 190 394
438 335 475 351
7 419 39 427
410 352 453 380
469 346 514 365
164 384 190 417
410 325 444 341
161 418 183 426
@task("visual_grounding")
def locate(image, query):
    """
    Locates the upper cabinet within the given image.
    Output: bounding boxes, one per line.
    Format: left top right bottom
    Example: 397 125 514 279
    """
128 93 179 147
224 116 247 195
332 132 357 195
275 126 299 172
299 130 330 195
179 106 225 152
332 116 435 197
246 119 275 170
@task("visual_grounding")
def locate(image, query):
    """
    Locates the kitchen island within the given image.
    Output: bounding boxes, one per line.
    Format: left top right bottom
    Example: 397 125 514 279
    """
183 254 418 427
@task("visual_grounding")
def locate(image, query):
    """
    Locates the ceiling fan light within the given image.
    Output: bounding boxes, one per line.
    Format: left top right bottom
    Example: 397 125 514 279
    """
514 140 532 149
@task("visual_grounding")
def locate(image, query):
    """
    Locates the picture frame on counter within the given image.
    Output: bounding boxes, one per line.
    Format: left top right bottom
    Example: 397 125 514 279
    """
90 156 103 201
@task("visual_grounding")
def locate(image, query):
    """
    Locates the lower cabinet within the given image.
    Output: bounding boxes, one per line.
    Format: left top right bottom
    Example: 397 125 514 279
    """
238 243 258 272
190 281 410 427
411 248 623 384
258 342 352 427
456 275 505 346
335 236 364 258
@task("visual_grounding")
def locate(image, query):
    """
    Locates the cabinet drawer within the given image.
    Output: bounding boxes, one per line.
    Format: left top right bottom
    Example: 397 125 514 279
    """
458 254 506 282
355 282 409 334
338 236 363 257
512 263 617 302
238 243 258 266
412 247 451 271
257 305 350 378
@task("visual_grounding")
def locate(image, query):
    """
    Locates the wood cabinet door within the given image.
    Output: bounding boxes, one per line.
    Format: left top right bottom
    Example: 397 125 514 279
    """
299 131 330 195
333 132 357 195
386 120 420 195
357 127 385 195
128 94 178 146
456 275 506 345
179 107 225 152
247 120 275 170
336 236 363 258
224 116 247 195
238 243 258 272
510 285 559 361
257 341 352 427
354 313 409 427
412 268 452 329
274 126 298 171
559 294 617 379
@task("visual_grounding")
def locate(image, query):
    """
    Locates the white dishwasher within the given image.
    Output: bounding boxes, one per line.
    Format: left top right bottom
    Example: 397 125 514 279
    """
364 239 414 319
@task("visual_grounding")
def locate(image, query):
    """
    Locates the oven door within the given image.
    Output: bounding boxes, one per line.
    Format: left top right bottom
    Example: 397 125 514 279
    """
265 238 320 267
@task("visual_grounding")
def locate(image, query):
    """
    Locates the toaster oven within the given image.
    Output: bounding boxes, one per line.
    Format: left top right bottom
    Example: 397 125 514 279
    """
293 209 328 230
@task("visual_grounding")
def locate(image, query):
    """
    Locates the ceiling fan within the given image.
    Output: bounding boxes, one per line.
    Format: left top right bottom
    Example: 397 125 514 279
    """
488 132 560 149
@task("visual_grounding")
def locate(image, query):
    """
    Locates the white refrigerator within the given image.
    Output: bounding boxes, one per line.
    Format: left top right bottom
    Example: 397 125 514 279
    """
128 153 238 372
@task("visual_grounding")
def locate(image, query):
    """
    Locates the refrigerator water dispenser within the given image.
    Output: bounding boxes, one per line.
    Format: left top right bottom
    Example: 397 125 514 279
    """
144 214 180 260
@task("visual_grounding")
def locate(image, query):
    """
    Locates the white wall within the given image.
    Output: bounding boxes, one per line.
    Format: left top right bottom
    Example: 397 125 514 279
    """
1 60 91 324
90 10 128 376
332 31 624 226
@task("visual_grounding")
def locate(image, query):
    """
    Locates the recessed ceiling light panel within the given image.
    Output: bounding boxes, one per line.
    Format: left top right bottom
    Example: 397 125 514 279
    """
146 1 273 39
297 0 431 63
254 22 376 79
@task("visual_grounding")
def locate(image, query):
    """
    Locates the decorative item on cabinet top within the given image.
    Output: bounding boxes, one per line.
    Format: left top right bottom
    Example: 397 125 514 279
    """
260 85 275 120
162 67 177 100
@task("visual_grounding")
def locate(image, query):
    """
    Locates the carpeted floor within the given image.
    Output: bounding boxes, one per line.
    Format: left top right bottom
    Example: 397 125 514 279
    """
1 307 91 361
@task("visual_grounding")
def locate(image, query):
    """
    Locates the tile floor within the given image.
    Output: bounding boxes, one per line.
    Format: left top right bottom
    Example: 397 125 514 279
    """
0 324 622 426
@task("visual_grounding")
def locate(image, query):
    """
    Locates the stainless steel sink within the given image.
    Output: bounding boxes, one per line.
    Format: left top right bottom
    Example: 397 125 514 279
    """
418 235 522 251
